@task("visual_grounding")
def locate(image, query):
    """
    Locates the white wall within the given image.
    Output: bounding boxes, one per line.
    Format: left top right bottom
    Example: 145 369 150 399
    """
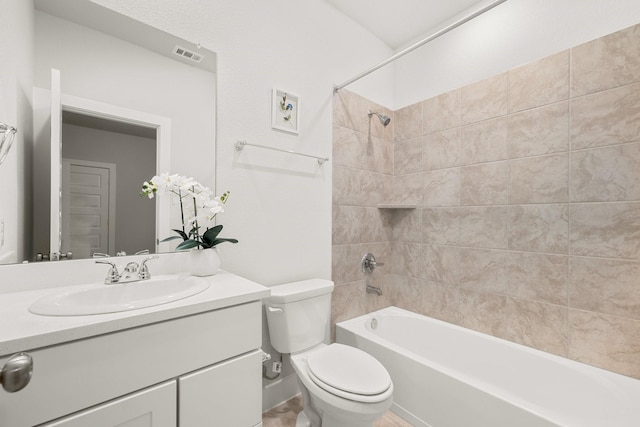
392 0 640 109
89 0 394 286
0 0 33 264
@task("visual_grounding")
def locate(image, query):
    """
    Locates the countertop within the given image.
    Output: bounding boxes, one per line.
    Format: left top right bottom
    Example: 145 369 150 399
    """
0 270 270 356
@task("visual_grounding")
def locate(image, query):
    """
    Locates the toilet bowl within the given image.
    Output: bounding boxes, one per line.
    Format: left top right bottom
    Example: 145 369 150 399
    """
265 279 393 427
291 343 393 427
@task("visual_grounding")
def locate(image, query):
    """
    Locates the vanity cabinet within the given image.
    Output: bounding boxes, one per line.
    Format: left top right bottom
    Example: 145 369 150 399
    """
41 382 177 427
0 301 263 427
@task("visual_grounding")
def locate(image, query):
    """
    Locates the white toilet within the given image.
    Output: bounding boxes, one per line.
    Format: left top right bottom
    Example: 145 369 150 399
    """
265 279 393 427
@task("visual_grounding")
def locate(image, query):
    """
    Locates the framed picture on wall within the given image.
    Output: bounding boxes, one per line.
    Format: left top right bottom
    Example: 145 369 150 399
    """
271 89 299 134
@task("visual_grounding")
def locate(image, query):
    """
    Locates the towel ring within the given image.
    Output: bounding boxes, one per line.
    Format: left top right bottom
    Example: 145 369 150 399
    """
0 123 17 165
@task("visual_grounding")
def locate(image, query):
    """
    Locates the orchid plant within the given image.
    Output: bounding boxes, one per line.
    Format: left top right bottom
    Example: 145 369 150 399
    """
140 173 238 250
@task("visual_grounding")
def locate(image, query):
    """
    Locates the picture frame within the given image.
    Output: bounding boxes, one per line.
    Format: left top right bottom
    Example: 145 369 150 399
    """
271 89 299 134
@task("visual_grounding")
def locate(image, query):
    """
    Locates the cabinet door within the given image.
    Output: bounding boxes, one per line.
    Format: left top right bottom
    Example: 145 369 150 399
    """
41 381 176 427
179 350 262 427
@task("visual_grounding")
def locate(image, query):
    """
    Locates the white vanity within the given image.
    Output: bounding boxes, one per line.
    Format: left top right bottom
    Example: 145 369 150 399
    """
0 258 269 427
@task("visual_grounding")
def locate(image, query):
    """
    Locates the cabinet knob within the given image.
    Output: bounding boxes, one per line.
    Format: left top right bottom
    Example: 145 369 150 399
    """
1 353 33 393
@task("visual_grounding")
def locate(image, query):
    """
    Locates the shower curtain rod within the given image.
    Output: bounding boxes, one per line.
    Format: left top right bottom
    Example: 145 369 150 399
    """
334 0 509 92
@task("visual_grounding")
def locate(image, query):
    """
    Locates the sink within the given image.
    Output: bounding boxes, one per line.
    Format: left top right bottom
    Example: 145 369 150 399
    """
29 275 210 316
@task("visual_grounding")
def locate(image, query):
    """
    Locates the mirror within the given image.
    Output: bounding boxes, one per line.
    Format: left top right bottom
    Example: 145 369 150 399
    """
1 0 217 264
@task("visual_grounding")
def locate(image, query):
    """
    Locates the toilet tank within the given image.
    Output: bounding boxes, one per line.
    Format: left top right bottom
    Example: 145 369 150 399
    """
265 279 334 353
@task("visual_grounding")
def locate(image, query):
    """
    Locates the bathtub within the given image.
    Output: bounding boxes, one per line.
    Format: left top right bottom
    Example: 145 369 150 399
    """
336 306 640 427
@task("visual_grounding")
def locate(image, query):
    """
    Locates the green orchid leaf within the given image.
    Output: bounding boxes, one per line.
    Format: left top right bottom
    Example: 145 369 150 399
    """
160 235 184 243
175 239 202 251
209 238 238 246
202 225 223 245
171 229 189 240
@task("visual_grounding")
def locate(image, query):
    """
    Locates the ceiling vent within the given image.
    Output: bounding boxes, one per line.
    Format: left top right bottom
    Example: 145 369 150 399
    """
172 45 204 63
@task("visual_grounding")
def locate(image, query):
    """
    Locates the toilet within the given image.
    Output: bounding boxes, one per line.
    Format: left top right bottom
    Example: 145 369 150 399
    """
265 279 393 427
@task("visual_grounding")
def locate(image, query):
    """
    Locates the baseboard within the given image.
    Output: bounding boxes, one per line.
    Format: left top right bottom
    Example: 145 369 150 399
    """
391 402 430 427
262 373 300 412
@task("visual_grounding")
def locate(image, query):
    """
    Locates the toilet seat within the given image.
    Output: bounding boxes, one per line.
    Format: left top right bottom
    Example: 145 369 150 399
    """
305 344 392 403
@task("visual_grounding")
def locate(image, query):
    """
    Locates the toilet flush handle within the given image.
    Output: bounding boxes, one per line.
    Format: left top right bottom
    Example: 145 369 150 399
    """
267 306 283 314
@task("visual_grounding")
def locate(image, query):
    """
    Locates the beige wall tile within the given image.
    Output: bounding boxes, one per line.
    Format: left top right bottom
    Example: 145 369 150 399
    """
332 242 391 285
422 89 460 134
423 128 461 171
508 50 570 113
422 207 460 245
332 205 392 245
420 282 464 326
507 252 568 306
333 90 369 134
571 83 640 150
571 142 640 202
572 23 640 97
570 257 640 320
569 310 640 378
392 207 422 243
505 298 568 357
509 153 569 204
333 125 392 174
392 241 424 278
507 101 569 159
332 165 392 207
457 248 509 293
424 168 460 207
570 202 640 259
334 90 392 138
460 117 509 165
424 244 459 285
331 244 358 285
508 204 569 254
331 281 367 340
364 274 396 313
459 206 508 249
394 102 422 142
460 162 508 206
394 136 422 175
332 25 640 379
392 172 423 205
456 287 508 338
461 73 508 125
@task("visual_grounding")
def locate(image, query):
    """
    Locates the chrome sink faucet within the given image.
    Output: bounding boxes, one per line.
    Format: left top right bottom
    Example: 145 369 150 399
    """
95 255 159 285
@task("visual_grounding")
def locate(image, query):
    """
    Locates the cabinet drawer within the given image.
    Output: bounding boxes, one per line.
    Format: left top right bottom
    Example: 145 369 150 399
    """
0 301 261 427
179 350 262 427
41 381 176 427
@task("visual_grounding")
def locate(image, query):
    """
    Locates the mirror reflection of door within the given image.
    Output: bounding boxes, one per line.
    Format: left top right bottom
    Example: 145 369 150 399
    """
60 112 157 258
62 159 116 258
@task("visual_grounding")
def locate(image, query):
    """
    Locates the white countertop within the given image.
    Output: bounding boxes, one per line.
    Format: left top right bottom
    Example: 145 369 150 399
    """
0 270 270 356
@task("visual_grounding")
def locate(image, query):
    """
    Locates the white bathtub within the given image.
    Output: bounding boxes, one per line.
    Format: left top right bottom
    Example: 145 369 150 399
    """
336 306 640 427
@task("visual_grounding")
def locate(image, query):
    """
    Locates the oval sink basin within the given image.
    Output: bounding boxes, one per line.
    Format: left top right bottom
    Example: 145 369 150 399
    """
29 275 210 316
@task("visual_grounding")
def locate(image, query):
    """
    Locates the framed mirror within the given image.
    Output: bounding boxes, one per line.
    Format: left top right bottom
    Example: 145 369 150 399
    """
0 0 217 264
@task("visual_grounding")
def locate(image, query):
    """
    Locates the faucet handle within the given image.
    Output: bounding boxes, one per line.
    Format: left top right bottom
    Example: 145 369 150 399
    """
139 255 159 280
124 262 139 274
361 253 384 274
95 260 120 284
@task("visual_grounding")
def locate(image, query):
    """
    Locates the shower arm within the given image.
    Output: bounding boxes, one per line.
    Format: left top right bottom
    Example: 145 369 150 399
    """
334 0 509 92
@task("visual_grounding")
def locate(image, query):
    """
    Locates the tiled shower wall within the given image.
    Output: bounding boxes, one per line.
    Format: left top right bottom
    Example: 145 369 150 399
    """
332 23 640 379
331 92 396 332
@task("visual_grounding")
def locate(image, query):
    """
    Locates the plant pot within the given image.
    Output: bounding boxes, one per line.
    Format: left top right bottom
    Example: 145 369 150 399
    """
188 247 221 277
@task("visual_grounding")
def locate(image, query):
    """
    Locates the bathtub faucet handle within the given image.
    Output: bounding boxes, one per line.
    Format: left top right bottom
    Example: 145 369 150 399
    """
361 253 383 274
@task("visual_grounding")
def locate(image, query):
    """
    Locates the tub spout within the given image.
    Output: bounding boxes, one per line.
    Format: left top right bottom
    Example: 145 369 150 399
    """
366 284 383 296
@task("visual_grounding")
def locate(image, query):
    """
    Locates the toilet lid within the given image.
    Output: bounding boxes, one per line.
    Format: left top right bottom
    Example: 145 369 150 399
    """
306 344 391 397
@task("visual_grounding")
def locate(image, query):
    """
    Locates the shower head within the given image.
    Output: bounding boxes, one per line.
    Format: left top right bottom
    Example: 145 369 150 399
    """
368 110 391 127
